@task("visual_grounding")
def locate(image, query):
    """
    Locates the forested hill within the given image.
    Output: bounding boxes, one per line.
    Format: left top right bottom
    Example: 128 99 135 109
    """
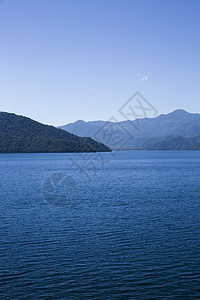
0 112 111 153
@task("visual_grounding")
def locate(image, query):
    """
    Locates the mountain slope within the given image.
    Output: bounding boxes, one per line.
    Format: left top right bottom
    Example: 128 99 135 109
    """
59 110 200 150
60 120 101 138
125 135 200 150
146 135 200 150
0 112 111 153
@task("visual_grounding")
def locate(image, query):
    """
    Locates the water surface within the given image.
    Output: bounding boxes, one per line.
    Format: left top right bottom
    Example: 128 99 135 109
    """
0 151 200 299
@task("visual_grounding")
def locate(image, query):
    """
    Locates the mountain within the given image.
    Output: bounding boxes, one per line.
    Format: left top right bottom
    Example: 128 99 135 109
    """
125 135 200 150
0 112 111 153
59 110 200 150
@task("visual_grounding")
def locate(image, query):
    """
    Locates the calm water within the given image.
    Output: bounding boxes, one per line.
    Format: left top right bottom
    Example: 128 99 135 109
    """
0 151 200 299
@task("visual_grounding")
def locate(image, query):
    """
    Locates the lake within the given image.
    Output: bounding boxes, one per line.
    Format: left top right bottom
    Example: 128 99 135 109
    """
0 151 200 299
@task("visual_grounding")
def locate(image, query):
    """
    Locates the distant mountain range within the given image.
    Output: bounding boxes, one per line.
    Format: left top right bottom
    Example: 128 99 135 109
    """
59 110 200 150
0 112 111 153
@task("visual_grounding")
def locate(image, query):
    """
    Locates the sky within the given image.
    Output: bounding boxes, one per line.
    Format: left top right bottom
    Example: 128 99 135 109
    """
0 0 200 126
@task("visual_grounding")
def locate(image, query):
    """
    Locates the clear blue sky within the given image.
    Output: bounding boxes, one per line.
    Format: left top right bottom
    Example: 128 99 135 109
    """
0 0 200 125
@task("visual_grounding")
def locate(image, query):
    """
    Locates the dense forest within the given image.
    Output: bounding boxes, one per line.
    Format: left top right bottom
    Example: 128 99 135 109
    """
0 112 111 153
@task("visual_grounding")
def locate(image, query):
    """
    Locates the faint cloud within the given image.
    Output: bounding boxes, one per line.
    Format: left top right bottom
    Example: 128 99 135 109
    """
137 71 152 82
88 86 97 94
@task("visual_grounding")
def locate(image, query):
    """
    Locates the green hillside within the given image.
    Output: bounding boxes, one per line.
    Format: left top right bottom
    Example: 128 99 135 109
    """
0 112 111 153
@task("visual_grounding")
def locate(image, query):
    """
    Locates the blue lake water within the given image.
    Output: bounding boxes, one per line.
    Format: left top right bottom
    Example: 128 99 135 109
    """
0 151 200 299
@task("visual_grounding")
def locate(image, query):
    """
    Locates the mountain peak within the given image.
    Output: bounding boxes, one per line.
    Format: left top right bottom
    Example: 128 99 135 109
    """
74 120 86 124
157 109 190 120
168 109 189 116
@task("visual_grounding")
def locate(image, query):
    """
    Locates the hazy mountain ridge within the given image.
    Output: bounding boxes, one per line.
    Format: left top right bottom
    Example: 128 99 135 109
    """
0 112 111 153
59 110 200 150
